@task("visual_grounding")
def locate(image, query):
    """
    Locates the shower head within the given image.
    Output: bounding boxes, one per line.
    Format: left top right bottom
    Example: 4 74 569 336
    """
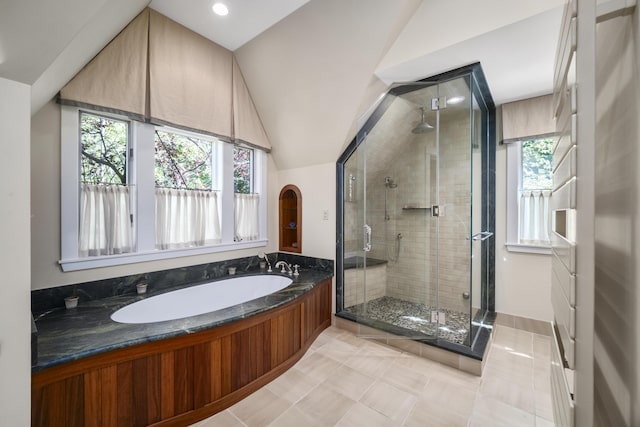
412 107 434 134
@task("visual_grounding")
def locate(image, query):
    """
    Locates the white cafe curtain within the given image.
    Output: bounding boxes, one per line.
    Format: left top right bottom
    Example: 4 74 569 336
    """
80 184 133 257
155 189 221 249
519 190 551 244
234 193 259 241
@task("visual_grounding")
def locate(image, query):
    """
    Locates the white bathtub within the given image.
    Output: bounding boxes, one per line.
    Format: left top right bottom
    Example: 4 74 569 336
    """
111 275 293 324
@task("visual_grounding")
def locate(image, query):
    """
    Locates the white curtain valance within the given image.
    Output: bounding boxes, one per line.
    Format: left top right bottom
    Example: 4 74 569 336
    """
59 9 149 120
502 94 555 143
232 57 272 151
79 184 133 257
59 8 271 152
148 9 233 141
155 189 221 250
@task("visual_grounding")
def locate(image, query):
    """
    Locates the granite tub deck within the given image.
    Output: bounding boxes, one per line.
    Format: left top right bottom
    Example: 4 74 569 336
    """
31 254 333 372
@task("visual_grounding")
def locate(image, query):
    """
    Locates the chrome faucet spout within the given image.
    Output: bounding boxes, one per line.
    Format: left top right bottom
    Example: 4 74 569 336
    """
274 261 293 275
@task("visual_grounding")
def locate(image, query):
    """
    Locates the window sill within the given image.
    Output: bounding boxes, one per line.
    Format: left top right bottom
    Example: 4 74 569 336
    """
59 240 268 272
505 242 552 255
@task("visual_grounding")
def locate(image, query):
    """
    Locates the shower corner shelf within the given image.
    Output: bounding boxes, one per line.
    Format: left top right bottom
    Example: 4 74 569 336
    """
402 205 431 210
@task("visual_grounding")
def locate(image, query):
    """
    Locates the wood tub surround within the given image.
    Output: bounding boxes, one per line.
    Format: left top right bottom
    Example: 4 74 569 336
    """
32 277 331 426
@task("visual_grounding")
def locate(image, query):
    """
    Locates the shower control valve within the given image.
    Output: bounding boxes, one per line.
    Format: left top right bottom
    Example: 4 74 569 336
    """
363 224 372 252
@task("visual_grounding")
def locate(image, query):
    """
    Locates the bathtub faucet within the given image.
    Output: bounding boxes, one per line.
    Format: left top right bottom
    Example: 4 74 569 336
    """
258 252 272 272
274 261 293 275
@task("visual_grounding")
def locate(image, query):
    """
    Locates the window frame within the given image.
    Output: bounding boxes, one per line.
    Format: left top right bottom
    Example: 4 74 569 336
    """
60 106 267 272
505 136 555 255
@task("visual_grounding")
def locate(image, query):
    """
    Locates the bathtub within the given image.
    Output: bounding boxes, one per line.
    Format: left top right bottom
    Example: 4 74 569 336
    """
111 275 293 324
32 269 332 427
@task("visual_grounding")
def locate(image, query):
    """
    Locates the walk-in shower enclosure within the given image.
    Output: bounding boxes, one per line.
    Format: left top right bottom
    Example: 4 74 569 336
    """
336 64 495 356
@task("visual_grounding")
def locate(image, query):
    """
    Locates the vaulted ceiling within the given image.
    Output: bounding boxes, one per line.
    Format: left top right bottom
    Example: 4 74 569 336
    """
0 0 564 170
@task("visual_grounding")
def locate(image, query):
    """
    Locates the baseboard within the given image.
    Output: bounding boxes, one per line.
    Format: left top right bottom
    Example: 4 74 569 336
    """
495 312 552 336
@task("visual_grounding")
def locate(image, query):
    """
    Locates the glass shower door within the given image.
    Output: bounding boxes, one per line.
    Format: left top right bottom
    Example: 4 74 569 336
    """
433 76 475 346
342 131 368 321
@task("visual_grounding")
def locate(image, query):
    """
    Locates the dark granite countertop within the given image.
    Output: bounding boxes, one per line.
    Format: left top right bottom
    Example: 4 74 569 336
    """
32 266 333 373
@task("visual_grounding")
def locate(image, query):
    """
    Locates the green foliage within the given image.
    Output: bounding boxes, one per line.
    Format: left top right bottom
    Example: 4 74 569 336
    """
80 113 251 193
234 146 253 193
521 138 553 190
80 113 128 185
154 131 213 190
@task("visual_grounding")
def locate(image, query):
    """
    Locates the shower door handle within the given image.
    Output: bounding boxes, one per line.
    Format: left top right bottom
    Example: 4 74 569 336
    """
363 224 372 252
469 231 493 241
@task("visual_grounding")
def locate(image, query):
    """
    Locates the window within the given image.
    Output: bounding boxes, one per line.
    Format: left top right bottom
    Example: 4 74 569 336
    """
61 107 267 271
78 112 133 257
154 130 221 249
506 137 555 253
233 145 259 241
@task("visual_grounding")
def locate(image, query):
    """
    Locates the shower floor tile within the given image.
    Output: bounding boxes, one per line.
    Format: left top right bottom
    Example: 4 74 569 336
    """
343 296 470 345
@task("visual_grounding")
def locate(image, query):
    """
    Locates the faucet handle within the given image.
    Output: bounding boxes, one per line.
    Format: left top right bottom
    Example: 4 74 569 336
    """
293 264 300 276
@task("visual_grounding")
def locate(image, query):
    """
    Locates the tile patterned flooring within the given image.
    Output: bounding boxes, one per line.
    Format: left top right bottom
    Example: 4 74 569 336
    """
192 324 554 427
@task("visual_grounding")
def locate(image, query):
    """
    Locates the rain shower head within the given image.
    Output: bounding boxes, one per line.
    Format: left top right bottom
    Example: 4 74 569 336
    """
412 107 434 134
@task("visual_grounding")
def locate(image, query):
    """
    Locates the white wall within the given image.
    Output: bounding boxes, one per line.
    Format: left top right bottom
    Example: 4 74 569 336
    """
235 0 420 170
495 142 553 321
378 0 564 73
277 163 336 261
30 100 280 289
0 77 31 426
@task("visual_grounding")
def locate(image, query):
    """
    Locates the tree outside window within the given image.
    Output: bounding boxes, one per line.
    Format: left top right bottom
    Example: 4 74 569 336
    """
154 130 215 190
233 146 253 193
80 112 128 185
521 138 553 192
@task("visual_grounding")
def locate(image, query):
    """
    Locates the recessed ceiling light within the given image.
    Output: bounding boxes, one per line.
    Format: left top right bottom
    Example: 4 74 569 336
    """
448 96 466 105
212 3 229 16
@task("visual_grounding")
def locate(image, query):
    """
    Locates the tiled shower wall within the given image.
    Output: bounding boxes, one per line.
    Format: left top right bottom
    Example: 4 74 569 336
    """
343 264 387 308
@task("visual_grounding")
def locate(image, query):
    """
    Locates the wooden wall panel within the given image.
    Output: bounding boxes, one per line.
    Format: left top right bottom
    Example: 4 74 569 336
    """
35 381 65 427
32 278 332 427
194 342 212 409
160 351 175 420
210 339 222 400
84 370 102 426
100 365 118 426
231 328 252 389
64 375 84 427
220 335 232 397
117 361 133 426
173 347 194 414
132 358 148 427
145 354 162 425
257 320 271 378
